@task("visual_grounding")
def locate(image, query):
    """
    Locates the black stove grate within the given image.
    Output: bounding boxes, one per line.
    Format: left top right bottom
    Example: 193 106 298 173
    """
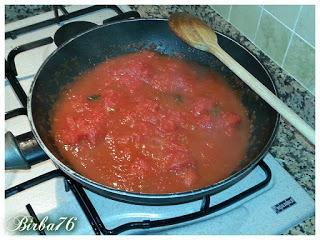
5 5 272 235
5 161 272 235
5 5 126 39
66 161 272 235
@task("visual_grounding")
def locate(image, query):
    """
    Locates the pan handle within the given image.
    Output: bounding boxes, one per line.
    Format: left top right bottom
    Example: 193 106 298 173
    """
5 131 48 170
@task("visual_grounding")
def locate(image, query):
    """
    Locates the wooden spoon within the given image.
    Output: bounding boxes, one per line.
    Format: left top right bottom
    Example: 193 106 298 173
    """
169 13 315 145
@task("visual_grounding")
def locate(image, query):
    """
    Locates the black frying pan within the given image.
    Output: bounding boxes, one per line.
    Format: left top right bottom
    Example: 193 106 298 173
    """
27 19 278 205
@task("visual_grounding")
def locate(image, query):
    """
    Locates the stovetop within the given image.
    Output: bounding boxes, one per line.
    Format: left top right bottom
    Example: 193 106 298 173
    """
4 5 315 235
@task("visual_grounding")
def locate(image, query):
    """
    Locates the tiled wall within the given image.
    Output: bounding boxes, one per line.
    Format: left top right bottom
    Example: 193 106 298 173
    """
210 5 315 95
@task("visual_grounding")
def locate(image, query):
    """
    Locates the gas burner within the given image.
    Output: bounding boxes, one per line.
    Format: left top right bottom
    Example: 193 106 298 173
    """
54 21 98 47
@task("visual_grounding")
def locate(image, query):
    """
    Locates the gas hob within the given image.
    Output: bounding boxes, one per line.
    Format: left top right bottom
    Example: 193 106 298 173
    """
4 5 314 235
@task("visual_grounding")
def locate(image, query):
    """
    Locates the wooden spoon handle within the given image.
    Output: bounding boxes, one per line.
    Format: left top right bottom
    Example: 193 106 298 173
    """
210 45 315 145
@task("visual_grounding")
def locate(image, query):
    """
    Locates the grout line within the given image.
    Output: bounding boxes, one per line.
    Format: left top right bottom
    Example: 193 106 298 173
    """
291 30 315 49
281 5 303 67
292 5 303 31
280 33 293 67
245 34 314 96
253 6 264 42
213 5 314 96
262 7 298 31
256 5 314 95
263 6 314 48
227 5 232 21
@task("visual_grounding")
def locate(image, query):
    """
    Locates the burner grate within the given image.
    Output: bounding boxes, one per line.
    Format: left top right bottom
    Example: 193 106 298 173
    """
67 161 272 235
5 162 272 235
5 5 125 39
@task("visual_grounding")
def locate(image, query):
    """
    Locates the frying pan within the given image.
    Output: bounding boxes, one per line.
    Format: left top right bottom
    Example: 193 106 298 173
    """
23 19 279 205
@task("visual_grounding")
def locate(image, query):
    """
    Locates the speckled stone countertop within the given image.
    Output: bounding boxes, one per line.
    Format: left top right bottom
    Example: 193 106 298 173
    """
131 5 315 235
5 5 315 235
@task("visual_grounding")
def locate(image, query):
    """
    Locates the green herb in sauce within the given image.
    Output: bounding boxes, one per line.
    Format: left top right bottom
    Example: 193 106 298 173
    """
87 94 101 101
173 94 183 103
211 104 221 117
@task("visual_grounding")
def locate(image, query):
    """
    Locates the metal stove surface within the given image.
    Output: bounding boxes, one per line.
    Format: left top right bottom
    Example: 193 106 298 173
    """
5 5 314 235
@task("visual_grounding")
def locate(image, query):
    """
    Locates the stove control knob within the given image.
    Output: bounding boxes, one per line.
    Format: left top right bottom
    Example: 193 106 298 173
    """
5 131 30 169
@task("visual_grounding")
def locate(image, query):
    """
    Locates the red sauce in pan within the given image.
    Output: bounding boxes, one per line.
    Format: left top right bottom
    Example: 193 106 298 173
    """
52 50 250 194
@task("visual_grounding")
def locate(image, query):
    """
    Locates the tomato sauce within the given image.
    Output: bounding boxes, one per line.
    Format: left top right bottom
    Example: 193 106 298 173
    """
51 50 251 194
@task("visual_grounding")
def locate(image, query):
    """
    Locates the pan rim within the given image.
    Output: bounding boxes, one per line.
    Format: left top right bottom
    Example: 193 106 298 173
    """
27 18 280 204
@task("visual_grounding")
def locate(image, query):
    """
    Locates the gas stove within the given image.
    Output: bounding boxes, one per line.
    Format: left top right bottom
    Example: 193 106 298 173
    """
4 5 314 235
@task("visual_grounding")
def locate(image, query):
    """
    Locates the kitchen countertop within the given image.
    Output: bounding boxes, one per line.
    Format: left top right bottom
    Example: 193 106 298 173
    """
5 5 315 235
